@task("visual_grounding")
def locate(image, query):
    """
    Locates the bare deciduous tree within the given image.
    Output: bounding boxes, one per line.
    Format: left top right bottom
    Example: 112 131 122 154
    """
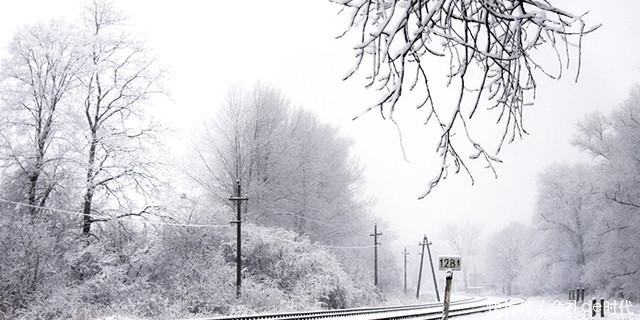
189 83 370 244
78 0 167 237
332 0 599 196
439 217 483 291
0 20 84 215
483 222 531 295
531 163 604 292
571 86 640 297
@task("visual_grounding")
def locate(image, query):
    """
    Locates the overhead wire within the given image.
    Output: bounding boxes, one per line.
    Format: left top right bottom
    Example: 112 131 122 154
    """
248 226 378 250
0 198 379 249
0 197 112 220
0 198 229 228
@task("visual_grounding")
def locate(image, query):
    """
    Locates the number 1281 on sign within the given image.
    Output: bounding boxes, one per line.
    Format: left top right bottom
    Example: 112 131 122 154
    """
438 256 461 271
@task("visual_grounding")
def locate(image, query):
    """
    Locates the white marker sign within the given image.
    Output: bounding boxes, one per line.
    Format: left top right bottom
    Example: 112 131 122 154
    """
438 255 461 271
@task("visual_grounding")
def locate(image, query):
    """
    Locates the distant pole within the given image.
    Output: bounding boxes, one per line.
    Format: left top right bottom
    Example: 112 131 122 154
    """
402 247 409 294
229 180 248 298
425 236 440 302
370 224 382 286
417 236 427 299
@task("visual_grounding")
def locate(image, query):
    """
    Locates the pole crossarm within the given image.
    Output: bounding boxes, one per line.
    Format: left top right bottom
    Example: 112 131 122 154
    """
370 224 382 286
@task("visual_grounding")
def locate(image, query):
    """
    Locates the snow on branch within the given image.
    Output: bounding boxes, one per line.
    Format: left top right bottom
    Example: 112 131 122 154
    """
333 0 599 197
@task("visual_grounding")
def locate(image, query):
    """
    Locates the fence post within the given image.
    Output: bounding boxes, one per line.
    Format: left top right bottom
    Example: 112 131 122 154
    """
600 298 605 317
569 289 574 302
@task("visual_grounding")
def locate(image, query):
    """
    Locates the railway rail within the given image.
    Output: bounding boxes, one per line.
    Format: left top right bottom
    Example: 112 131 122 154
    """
193 295 526 320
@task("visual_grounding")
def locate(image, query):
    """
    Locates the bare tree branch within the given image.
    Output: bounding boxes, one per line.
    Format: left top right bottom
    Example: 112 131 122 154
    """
333 0 599 196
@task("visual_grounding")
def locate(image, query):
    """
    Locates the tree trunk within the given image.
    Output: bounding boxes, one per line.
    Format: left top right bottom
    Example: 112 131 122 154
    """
82 136 97 237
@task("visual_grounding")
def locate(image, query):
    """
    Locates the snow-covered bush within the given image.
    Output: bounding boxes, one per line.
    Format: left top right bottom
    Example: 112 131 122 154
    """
239 224 374 310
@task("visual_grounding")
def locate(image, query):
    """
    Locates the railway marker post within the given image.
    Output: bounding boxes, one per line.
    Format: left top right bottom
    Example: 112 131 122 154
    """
442 269 453 320
438 255 461 320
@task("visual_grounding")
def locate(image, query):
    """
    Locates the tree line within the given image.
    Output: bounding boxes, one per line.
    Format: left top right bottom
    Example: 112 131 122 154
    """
0 1 398 318
481 85 640 300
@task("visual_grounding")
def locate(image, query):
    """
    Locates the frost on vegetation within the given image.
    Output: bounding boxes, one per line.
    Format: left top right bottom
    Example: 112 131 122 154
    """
332 0 600 196
0 0 396 318
477 85 640 303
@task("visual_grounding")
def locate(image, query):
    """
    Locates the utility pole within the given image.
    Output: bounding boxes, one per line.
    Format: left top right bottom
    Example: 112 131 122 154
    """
229 179 248 298
402 247 409 294
370 224 382 286
416 237 427 299
425 236 440 302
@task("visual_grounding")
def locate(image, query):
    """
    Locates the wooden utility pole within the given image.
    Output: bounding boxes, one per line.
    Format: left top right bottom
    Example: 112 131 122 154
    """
416 237 427 299
370 224 382 286
425 236 440 302
402 247 409 294
229 180 248 298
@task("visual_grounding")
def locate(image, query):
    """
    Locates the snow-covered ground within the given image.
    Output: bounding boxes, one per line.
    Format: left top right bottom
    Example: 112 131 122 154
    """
93 296 639 320
460 297 639 320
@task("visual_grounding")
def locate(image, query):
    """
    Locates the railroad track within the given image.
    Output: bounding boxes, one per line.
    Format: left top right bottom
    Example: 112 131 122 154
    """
193 296 526 320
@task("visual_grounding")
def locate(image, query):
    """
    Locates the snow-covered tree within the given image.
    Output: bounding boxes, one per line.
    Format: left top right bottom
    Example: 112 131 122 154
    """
530 163 604 293
572 85 640 299
0 19 85 215
439 217 483 292
332 0 599 196
482 222 531 295
0 1 170 315
77 0 168 237
189 82 370 245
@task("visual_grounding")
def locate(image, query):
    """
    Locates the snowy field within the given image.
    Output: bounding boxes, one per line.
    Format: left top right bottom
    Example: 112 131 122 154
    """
461 297 639 320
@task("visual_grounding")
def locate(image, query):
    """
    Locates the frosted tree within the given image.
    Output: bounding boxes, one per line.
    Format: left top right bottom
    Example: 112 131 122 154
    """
278 108 366 240
0 19 86 310
439 218 483 291
0 19 85 215
189 83 370 244
483 222 531 295
189 83 290 212
332 0 599 196
532 163 603 290
574 85 640 209
572 85 640 298
77 0 167 237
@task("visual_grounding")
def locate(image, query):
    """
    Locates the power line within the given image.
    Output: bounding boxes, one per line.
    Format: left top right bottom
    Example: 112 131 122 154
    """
0 198 110 219
0 198 230 228
0 198 379 250
249 227 376 250
141 221 229 228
